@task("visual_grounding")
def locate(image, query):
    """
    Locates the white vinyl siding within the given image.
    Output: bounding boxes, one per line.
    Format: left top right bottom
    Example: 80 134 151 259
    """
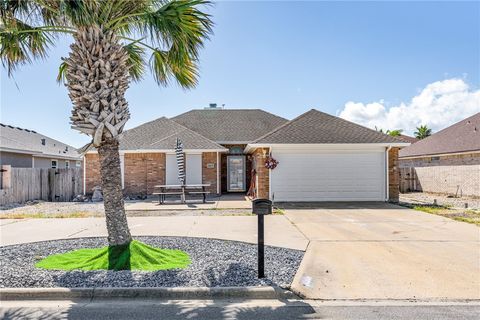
166 153 202 185
186 154 202 184
271 147 386 201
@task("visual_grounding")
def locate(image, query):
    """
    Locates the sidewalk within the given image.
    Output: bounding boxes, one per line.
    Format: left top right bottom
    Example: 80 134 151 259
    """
0 215 308 250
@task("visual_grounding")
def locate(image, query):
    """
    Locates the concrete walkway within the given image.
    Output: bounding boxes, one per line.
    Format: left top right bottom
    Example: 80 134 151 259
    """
125 194 251 211
286 203 480 300
0 215 308 251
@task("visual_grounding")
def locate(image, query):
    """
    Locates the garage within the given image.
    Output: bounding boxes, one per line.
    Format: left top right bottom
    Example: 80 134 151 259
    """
270 147 386 202
245 109 409 202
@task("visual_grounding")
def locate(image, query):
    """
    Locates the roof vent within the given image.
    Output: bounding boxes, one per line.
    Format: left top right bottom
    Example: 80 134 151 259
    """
41 138 46 145
205 103 223 110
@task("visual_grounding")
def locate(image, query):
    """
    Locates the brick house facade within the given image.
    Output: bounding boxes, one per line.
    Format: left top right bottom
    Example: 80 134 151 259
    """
85 151 220 196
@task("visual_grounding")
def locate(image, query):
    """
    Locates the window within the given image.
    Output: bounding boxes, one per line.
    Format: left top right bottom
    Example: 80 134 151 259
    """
51 160 58 169
431 156 440 161
76 161 81 168
65 160 70 169
229 146 243 154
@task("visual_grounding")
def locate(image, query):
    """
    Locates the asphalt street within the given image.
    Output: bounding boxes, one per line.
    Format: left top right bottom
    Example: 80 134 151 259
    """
1 299 479 320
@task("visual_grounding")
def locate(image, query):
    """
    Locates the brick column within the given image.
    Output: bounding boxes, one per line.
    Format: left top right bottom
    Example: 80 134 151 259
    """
202 152 218 194
85 153 101 194
388 147 400 203
253 148 270 199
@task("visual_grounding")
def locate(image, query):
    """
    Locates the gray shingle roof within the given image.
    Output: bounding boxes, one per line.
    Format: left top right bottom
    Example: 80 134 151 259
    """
119 117 226 151
171 109 288 143
253 109 405 144
399 112 480 158
0 123 81 159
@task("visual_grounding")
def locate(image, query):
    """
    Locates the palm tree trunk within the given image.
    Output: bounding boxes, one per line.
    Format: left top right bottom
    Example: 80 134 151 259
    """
97 138 132 246
65 26 132 246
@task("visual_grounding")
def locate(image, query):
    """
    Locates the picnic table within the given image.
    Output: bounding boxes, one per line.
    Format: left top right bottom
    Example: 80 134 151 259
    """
153 184 211 204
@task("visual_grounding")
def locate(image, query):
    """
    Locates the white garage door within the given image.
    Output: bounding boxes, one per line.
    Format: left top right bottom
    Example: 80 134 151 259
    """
271 148 386 201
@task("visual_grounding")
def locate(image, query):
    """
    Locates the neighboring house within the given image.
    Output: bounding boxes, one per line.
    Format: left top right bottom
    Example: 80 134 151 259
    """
84 107 409 202
397 134 418 144
0 123 82 169
399 113 480 197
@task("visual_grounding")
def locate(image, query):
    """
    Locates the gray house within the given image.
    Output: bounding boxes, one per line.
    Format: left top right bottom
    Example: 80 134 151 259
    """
0 124 82 169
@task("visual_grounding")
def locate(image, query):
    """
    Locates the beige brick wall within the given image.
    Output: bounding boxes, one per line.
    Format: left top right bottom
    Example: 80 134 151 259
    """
253 148 270 199
202 152 219 194
123 153 165 196
388 148 400 203
399 153 480 197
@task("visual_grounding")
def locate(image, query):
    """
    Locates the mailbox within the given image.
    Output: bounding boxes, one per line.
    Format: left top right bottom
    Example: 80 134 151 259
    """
252 199 272 215
252 198 272 278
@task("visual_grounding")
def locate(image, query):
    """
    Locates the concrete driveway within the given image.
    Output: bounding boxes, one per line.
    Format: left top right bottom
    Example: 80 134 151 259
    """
286 203 480 300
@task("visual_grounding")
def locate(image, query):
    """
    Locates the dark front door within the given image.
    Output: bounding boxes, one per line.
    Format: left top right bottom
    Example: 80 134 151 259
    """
227 155 246 192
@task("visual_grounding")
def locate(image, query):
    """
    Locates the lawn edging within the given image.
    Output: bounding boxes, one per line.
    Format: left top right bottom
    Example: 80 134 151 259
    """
0 286 298 300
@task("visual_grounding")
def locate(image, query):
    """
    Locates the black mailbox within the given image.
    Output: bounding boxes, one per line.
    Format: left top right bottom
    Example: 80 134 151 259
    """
252 199 272 215
252 198 272 278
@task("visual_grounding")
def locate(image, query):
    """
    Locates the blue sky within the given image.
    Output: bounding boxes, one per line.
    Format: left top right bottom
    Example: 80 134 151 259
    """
1 1 479 147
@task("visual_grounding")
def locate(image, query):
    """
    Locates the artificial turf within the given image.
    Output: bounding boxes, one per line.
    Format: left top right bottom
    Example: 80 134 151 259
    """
35 240 190 271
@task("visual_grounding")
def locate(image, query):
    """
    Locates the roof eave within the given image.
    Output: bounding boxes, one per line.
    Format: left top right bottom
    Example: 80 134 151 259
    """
245 142 410 153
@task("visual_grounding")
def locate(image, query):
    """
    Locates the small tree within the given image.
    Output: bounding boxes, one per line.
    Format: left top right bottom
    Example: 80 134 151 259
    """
1 0 213 250
414 125 432 140
375 127 403 136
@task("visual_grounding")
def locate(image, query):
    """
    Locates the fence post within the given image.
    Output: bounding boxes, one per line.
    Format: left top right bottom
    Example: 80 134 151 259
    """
1 165 12 189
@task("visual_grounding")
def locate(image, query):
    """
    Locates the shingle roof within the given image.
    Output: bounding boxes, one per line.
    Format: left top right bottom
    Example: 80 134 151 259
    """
252 109 405 144
0 123 81 159
171 109 288 143
119 117 226 151
399 113 480 158
397 134 419 144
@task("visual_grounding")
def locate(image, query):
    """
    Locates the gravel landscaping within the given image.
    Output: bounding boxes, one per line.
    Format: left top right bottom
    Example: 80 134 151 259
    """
400 192 480 210
0 237 304 288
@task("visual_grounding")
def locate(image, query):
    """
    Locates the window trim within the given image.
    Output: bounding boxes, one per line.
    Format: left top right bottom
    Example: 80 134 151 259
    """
51 159 58 169
65 160 70 169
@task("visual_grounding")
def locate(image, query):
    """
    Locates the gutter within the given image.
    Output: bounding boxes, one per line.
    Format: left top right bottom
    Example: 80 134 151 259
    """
385 146 392 202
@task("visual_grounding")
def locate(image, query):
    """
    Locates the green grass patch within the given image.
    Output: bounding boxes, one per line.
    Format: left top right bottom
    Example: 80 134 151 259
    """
35 240 190 271
412 205 447 214
409 204 480 227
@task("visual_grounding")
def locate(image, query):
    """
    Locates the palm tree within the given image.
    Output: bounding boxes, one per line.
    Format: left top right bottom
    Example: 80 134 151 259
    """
1 0 212 248
414 125 432 139
375 127 403 137
387 129 402 137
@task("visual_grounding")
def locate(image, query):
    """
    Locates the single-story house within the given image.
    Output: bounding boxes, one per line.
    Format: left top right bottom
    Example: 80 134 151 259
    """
84 107 409 202
0 123 82 169
399 113 480 197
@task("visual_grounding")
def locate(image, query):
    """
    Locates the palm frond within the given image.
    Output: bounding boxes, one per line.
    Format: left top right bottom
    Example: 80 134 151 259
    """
124 41 146 82
0 17 55 75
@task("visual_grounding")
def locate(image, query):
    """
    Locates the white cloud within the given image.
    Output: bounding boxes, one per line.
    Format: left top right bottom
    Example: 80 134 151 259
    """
339 78 480 135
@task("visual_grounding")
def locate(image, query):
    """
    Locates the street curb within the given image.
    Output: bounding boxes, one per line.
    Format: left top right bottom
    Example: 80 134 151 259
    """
0 286 298 300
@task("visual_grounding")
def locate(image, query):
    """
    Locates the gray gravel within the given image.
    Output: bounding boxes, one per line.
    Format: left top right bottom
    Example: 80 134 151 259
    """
0 237 303 288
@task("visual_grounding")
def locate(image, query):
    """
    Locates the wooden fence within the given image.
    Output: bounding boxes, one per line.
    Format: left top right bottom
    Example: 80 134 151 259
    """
0 166 83 206
399 167 418 193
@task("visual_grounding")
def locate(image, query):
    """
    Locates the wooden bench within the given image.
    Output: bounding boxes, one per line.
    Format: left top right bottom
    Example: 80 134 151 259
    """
153 191 184 204
186 191 211 203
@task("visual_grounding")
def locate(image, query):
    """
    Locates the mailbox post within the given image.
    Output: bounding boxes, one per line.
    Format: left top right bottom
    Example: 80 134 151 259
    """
252 198 272 278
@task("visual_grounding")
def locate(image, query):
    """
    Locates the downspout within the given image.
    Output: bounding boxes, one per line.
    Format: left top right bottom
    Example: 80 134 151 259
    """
385 146 392 202
83 155 86 195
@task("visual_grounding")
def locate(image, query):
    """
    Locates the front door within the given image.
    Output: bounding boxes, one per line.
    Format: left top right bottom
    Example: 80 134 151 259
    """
227 156 246 192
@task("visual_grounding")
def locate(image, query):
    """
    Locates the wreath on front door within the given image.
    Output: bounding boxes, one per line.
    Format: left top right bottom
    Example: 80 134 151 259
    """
265 156 279 170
